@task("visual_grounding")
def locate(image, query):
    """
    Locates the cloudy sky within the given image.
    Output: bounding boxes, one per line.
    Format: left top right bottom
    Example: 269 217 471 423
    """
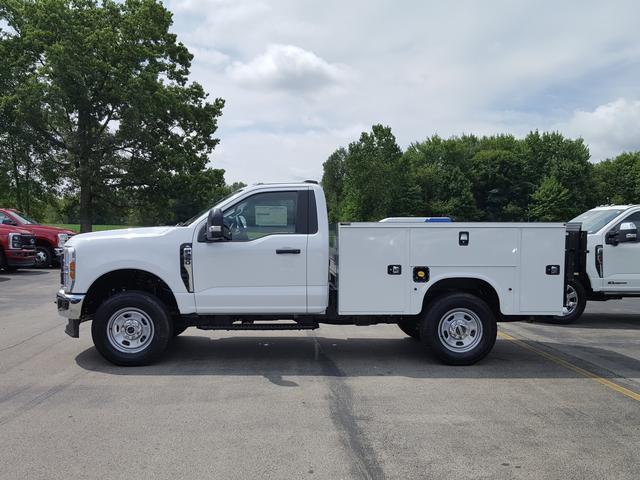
165 0 640 184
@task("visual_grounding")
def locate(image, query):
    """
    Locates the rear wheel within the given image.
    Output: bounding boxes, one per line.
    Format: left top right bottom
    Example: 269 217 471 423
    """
397 320 420 340
420 293 497 365
173 324 188 337
549 280 587 324
91 291 171 366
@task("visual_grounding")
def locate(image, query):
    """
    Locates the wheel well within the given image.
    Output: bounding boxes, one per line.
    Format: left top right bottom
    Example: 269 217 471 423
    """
422 278 500 316
575 273 593 295
36 239 53 249
82 269 179 318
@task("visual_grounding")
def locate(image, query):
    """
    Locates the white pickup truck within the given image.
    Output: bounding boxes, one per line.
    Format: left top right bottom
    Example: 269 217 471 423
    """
555 205 640 323
57 182 584 366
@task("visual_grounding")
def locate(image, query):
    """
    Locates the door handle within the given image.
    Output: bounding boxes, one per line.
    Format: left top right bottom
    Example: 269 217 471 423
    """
276 249 301 254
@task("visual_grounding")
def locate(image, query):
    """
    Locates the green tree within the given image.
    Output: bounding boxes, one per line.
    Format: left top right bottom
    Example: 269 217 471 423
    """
592 152 640 205
530 176 572 221
341 125 409 221
321 147 346 223
524 131 593 218
0 0 224 232
470 148 532 221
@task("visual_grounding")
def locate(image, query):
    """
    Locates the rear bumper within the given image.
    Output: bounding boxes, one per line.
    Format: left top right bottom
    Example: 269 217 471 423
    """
57 289 85 338
5 250 36 267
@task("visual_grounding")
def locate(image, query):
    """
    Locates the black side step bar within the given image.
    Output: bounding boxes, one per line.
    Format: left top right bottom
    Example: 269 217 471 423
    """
197 323 319 331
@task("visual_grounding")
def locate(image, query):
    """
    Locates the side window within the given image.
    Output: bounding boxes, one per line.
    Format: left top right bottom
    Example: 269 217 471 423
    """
223 191 300 242
613 211 640 232
0 212 10 224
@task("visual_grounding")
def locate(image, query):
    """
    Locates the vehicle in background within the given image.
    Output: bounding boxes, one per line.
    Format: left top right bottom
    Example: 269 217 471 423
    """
0 208 74 268
0 224 37 271
553 205 640 323
56 182 585 367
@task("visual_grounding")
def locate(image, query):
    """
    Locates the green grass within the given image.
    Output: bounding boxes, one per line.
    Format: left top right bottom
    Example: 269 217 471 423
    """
51 224 136 233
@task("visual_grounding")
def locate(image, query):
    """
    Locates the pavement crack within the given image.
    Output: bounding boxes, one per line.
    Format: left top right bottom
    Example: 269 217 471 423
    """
308 333 386 480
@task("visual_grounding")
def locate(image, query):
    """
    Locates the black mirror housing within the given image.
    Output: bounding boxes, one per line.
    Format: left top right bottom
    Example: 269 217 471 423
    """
618 222 638 243
605 230 618 245
205 208 230 241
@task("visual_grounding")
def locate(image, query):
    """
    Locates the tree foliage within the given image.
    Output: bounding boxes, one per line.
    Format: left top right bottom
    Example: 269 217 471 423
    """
323 126 637 223
0 0 225 231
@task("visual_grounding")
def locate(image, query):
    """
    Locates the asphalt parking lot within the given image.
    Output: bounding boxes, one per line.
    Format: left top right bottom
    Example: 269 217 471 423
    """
1 269 638 479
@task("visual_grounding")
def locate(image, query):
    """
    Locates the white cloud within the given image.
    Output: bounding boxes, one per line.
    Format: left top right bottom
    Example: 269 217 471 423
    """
226 44 349 92
562 99 640 161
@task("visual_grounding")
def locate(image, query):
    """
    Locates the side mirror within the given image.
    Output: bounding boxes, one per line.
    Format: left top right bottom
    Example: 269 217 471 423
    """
2 219 17 226
605 230 618 245
205 208 230 241
618 222 638 243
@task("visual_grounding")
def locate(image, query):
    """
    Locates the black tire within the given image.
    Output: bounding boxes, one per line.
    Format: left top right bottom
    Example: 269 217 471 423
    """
420 293 497 365
91 291 172 366
172 324 188 337
35 245 52 268
397 319 420 340
0 249 7 271
548 280 587 325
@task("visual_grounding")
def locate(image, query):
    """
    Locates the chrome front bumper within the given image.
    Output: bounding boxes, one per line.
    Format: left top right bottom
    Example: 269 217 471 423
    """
57 289 85 338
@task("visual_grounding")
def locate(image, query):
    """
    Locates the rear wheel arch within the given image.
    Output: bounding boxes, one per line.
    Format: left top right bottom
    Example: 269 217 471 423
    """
421 277 501 317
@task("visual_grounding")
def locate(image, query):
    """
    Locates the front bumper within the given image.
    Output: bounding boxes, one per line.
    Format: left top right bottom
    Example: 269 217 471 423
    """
56 289 85 338
6 250 36 267
54 247 64 257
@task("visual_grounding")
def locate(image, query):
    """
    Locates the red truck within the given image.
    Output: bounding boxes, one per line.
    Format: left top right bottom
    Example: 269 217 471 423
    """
0 208 75 267
0 223 37 271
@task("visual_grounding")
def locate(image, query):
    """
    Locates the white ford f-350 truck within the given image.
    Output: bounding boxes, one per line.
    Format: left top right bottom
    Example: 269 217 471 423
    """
57 182 585 366
554 204 640 323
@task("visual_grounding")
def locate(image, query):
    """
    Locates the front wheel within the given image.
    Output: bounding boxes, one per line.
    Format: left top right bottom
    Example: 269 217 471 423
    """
549 280 587 324
35 246 52 268
421 293 497 365
91 291 172 366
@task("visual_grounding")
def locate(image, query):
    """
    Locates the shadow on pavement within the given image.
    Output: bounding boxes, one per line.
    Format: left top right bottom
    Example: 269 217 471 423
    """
537 312 640 330
1 269 51 277
75 334 640 382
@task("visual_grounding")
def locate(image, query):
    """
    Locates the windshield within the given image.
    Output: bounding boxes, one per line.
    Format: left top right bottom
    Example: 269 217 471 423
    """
571 209 626 233
177 187 247 226
11 211 40 225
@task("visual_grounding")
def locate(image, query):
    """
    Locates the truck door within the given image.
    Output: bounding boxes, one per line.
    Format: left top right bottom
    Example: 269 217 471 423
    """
192 189 309 313
602 211 640 292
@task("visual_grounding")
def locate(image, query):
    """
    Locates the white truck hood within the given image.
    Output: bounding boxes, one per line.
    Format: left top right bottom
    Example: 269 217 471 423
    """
65 225 196 294
67 226 176 245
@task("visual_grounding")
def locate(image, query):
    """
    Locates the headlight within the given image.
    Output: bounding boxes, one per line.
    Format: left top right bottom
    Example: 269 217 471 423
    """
61 246 76 292
8 232 22 249
57 233 69 248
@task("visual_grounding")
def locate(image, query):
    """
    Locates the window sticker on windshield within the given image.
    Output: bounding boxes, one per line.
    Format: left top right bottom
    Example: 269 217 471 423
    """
255 206 288 226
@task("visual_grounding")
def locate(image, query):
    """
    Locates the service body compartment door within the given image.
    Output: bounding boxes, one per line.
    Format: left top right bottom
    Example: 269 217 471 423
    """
519 227 565 313
338 226 408 314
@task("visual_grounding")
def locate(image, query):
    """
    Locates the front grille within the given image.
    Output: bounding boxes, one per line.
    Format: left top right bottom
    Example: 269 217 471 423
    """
20 234 36 250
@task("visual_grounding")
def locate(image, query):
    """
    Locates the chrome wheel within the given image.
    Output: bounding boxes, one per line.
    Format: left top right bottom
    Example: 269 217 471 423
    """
106 308 155 354
35 248 49 267
438 308 483 353
562 284 578 316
